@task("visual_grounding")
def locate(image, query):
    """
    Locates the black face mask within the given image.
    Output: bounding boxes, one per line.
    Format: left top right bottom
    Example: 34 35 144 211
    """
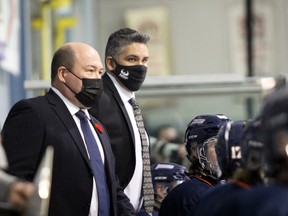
64 69 103 107
112 60 147 91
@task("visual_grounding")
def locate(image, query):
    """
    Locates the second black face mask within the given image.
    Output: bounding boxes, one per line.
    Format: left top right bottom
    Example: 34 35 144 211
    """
112 61 147 91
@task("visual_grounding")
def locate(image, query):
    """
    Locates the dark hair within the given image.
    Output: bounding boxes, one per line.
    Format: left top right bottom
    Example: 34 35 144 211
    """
51 45 75 82
105 28 150 60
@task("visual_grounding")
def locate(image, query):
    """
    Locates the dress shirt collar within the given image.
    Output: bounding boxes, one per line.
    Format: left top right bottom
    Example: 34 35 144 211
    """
107 72 135 102
51 87 90 118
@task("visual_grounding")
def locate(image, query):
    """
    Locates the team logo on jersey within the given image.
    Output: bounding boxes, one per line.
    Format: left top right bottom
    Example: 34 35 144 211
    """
119 69 129 80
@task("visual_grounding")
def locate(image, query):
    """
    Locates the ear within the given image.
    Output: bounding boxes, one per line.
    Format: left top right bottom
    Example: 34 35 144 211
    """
106 56 115 71
58 66 67 82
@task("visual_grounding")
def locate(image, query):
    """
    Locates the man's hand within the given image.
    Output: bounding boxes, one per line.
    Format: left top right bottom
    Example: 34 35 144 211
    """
7 181 34 211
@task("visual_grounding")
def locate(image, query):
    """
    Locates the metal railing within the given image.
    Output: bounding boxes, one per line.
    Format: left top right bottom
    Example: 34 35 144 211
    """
24 74 276 97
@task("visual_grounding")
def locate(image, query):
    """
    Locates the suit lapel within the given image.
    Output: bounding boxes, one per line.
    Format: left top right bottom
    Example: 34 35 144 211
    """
103 74 135 143
45 89 90 166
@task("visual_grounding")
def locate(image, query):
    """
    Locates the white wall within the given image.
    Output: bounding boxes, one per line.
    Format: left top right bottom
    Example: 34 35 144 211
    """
92 0 286 77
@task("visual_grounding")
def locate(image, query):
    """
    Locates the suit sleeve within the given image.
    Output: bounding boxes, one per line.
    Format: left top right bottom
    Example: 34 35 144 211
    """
1 100 45 181
115 175 136 216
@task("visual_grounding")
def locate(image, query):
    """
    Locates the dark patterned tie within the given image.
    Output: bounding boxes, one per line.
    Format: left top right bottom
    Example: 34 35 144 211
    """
75 110 110 216
129 98 154 215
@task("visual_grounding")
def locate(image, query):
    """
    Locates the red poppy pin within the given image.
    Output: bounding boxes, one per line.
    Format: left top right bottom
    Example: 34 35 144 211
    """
95 123 103 133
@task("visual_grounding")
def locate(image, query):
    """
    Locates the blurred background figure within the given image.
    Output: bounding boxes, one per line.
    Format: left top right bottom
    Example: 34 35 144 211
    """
156 125 179 143
150 124 186 165
137 162 188 216
158 114 231 216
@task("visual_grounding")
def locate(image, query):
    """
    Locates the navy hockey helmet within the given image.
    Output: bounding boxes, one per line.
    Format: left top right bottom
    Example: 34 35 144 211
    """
216 120 246 179
241 116 264 171
151 162 188 194
261 87 288 175
184 114 231 159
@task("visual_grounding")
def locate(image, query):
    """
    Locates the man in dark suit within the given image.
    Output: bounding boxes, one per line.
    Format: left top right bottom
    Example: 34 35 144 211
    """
1 42 135 216
89 28 152 214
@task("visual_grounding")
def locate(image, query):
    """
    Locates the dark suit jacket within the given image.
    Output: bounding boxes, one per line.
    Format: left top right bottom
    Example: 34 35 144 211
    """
1 89 135 216
89 73 136 188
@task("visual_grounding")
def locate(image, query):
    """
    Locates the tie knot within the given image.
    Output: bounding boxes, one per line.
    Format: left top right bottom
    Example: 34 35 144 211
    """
129 98 137 106
75 110 88 120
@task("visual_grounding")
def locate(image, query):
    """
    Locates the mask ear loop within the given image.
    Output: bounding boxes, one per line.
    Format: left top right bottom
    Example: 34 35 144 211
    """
62 67 82 95
65 67 83 80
